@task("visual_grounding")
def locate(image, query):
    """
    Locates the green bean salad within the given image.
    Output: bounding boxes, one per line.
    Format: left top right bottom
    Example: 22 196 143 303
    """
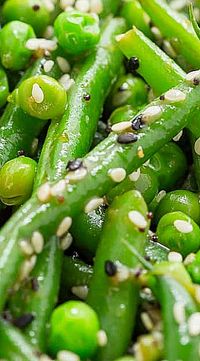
0 0 200 360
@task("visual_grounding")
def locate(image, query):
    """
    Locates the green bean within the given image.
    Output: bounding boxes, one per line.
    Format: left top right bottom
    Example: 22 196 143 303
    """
120 0 152 38
0 20 35 70
101 0 121 18
2 0 51 36
186 250 200 284
145 239 169 263
139 0 200 69
87 190 150 361
61 256 93 292
0 318 40 361
0 77 198 311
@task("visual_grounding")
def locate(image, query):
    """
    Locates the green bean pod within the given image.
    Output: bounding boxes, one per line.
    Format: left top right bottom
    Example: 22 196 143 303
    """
0 318 40 361
186 250 200 284
139 0 200 69
0 78 198 310
87 190 150 361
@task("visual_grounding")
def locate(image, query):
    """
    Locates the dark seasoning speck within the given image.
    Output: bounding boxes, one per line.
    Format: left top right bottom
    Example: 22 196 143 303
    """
105 260 117 277
117 132 138 144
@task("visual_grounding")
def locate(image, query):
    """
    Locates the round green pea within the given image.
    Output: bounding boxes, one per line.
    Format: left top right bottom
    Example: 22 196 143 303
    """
108 105 137 126
2 0 50 36
107 74 148 111
154 190 200 225
0 66 9 108
0 157 37 206
49 301 100 359
157 211 200 256
54 11 100 55
16 75 67 120
148 142 187 191
0 21 35 70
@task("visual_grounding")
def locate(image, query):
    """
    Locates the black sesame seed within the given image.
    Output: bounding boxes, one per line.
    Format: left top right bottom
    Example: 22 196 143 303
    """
105 260 117 277
144 255 151 261
66 158 83 171
151 234 158 242
2 310 13 322
17 149 25 157
131 114 144 131
139 227 146 233
193 78 200 85
31 277 39 292
127 57 140 72
159 94 165 100
117 132 138 144
83 94 91 101
134 268 142 278
32 4 40 11
13 313 34 329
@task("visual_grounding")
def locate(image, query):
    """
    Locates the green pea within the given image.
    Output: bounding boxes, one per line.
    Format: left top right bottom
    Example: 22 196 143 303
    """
186 251 200 284
157 211 200 256
0 21 35 70
49 301 100 359
148 142 187 191
108 105 138 126
107 74 148 111
0 157 37 206
54 11 100 56
2 0 50 36
14 75 67 120
154 190 200 225
0 66 9 108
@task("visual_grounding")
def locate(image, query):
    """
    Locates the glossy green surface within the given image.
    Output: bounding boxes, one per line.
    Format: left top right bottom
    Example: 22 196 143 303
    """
0 79 198 311
155 190 200 224
120 0 152 37
2 0 50 36
157 211 200 256
54 11 100 55
0 21 35 70
187 250 200 283
16 75 67 120
0 156 37 205
49 301 100 358
108 105 137 126
0 66 9 108
87 191 149 361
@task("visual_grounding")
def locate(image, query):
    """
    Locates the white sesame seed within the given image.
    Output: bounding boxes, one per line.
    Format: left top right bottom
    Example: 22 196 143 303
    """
43 0 55 12
64 5 74 11
57 350 80 361
59 74 75 91
26 38 57 51
56 217 72 237
184 253 196 266
186 70 200 84
66 167 87 182
116 263 130 282
39 355 52 361
142 105 162 123
32 83 44 104
111 121 131 133
37 183 51 203
174 219 193 233
97 330 108 347
71 285 88 300
151 26 162 41
108 168 126 183
155 190 166 203
60 0 75 9
162 40 176 58
31 231 44 254
75 0 90 12
137 146 144 158
90 0 103 14
56 57 71 73
188 313 200 336
43 60 54 73
173 130 183 142
168 251 183 263
60 233 73 250
129 168 141 182
173 302 186 324
128 210 147 229
19 255 37 281
43 25 54 39
31 138 39 154
164 89 186 103
141 312 154 331
194 137 200 155
50 180 66 197
19 240 34 256
85 197 104 213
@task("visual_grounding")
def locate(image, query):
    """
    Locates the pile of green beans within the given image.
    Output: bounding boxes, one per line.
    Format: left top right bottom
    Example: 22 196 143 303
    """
0 1 200 361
